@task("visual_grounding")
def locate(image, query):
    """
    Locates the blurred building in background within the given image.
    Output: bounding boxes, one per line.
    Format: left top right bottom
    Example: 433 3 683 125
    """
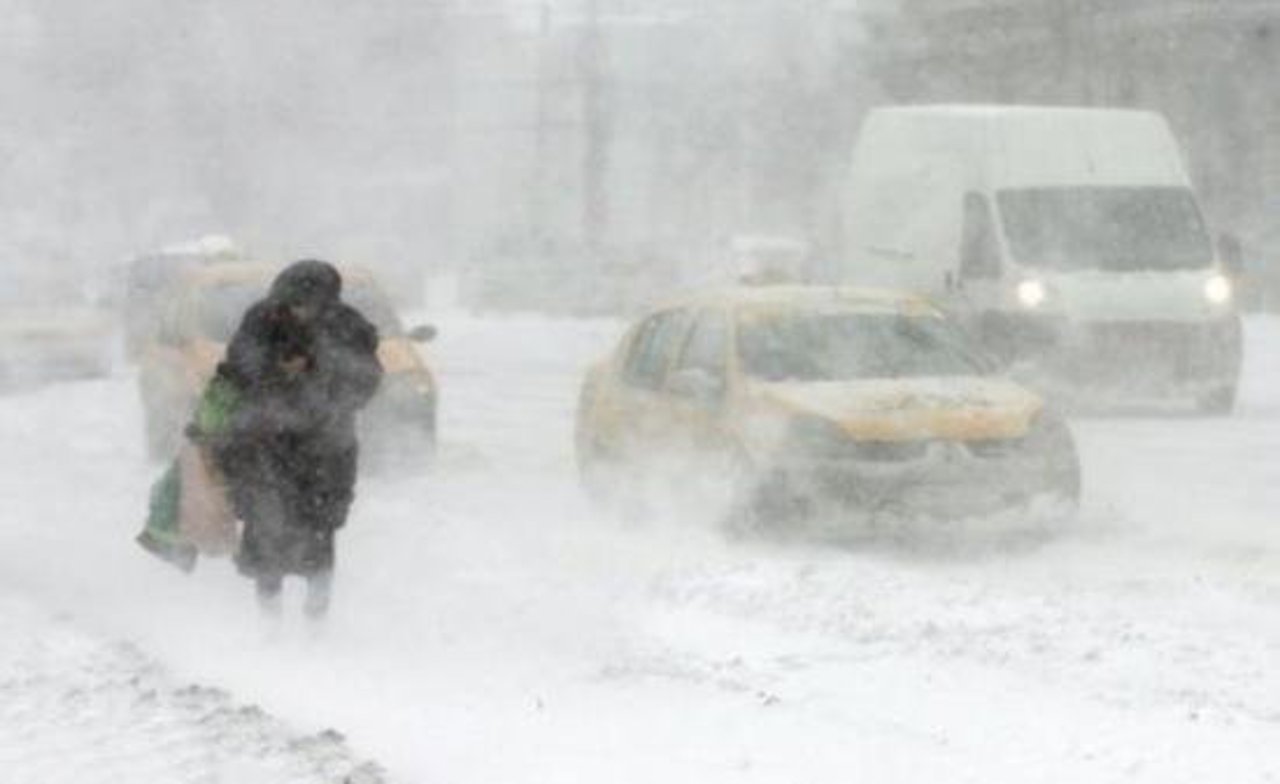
453 0 865 314
1 0 1275 312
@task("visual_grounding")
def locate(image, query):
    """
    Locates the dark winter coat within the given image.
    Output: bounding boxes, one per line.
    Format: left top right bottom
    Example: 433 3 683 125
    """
209 260 383 579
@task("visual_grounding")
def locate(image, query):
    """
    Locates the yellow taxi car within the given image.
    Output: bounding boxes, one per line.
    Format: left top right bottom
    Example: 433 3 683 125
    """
138 262 438 464
575 285 1080 528
0 305 115 387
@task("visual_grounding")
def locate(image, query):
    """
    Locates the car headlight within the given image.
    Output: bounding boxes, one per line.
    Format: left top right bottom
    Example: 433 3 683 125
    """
1016 279 1048 310
1204 274 1233 306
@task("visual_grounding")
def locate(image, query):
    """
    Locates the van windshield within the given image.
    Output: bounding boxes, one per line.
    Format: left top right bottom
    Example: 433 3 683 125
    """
738 312 991 382
998 186 1213 272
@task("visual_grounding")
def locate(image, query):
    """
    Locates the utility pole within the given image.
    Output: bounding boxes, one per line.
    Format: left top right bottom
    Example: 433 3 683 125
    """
530 1 552 238
579 0 610 254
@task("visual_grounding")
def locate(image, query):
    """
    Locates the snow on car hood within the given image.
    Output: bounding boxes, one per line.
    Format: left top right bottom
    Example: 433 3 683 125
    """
756 376 1043 441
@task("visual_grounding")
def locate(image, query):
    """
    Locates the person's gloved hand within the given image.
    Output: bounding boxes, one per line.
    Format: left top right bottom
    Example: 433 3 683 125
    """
280 354 311 377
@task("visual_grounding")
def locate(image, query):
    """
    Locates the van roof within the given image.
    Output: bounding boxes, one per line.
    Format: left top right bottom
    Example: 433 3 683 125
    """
858 104 1189 188
871 104 1161 121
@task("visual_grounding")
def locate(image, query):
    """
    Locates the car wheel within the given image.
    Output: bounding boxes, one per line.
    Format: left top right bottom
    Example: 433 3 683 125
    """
574 379 613 504
1013 410 1081 520
580 440 653 523
721 461 809 538
1043 454 1081 518
421 395 439 467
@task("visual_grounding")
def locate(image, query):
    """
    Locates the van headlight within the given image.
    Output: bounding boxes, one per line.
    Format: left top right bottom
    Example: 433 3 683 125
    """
1016 279 1048 310
1204 274 1233 306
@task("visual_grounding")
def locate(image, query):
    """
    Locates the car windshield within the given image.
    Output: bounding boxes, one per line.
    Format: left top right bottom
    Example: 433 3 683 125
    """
738 312 990 382
343 282 403 336
196 280 404 342
998 186 1213 272
197 283 266 342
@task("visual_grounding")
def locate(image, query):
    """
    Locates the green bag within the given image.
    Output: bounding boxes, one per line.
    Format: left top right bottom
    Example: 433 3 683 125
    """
136 459 196 571
191 375 241 441
136 375 241 571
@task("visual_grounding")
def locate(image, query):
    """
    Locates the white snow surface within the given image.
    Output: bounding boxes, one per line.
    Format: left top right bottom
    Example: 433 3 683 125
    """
1 313 1279 783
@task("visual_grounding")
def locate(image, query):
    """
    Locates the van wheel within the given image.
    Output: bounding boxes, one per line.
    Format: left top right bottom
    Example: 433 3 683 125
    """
576 437 611 505
1196 385 1236 416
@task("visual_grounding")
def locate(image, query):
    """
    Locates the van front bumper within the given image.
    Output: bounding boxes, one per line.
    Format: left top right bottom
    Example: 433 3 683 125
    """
996 314 1241 399
1047 316 1241 396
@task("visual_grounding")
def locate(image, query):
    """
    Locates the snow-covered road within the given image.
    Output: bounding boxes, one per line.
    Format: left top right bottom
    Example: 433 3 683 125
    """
1 314 1278 783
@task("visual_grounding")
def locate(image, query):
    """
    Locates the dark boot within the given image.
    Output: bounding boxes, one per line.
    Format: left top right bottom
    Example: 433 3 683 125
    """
136 530 198 573
304 570 332 620
256 575 283 617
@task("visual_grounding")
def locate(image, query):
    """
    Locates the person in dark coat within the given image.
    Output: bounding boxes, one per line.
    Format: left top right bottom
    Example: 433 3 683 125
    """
208 260 382 617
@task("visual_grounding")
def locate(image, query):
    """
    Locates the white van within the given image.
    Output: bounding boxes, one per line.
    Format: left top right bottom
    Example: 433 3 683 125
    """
838 105 1243 413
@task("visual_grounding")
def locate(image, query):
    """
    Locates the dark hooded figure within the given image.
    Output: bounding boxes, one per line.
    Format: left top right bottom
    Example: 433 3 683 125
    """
209 260 382 617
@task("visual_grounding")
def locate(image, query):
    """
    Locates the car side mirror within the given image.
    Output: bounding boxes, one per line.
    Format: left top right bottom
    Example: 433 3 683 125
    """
1218 232 1244 277
668 367 725 406
960 193 1001 281
408 324 437 342
960 242 1001 281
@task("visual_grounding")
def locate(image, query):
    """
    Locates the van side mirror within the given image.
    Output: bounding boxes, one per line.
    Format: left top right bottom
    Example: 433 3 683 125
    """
1218 232 1244 277
408 324 437 342
960 193 1001 281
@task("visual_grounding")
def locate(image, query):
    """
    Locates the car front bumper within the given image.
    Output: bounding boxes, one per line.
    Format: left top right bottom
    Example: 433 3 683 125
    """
778 440 1071 518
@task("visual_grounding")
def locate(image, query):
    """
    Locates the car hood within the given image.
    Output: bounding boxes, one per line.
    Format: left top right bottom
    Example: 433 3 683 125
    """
755 376 1043 441
377 337 428 377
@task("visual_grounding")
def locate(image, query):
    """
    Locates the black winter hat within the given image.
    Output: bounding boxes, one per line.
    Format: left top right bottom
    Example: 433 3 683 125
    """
269 260 342 309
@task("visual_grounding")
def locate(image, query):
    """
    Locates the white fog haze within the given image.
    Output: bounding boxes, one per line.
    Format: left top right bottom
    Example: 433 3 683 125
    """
1 1 1278 782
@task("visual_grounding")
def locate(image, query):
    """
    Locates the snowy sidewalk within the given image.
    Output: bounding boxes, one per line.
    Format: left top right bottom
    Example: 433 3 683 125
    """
0 595 386 784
